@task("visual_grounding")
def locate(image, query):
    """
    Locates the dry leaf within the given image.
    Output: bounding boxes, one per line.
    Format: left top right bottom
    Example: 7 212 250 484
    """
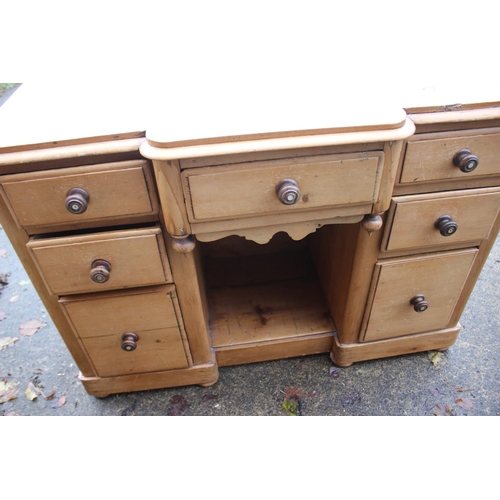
166 395 189 416
25 381 41 401
9 295 19 303
201 393 218 403
0 273 9 285
456 398 474 410
432 403 453 416
56 396 66 408
19 318 44 336
283 386 304 399
0 337 19 350
0 380 19 403
42 390 55 401
428 350 446 368
329 366 341 378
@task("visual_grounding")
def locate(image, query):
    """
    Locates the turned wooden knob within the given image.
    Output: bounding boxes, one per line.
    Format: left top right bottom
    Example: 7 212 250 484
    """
410 294 429 313
361 214 383 234
171 235 196 253
453 149 478 173
121 333 139 352
276 179 300 205
90 259 111 283
65 188 89 214
435 215 458 236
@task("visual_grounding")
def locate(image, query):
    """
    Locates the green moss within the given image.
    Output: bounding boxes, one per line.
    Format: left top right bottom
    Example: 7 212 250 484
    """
281 398 299 416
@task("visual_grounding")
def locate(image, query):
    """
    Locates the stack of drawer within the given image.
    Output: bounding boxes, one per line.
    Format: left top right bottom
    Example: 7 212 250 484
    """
361 126 500 343
0 159 192 378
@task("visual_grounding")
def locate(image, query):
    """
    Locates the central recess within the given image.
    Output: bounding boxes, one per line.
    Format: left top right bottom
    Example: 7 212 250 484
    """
200 230 337 363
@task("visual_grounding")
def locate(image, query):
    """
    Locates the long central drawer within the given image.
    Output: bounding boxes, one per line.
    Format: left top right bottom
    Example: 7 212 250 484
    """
182 152 384 221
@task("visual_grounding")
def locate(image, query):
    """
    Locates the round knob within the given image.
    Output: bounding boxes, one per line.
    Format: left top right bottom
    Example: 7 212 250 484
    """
453 149 479 173
121 333 139 352
410 294 429 313
435 215 458 237
276 179 301 205
90 259 111 283
65 188 89 214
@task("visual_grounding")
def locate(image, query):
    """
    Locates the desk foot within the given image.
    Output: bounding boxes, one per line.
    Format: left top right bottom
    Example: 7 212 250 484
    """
331 325 461 366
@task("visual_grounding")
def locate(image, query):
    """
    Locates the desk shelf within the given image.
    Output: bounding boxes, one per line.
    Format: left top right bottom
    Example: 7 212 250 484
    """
202 236 336 366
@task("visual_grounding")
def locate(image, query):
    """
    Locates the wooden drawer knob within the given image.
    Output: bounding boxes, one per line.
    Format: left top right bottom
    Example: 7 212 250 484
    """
410 294 429 313
435 215 458 237
90 259 111 283
65 188 89 214
276 179 301 205
453 149 479 173
121 332 139 352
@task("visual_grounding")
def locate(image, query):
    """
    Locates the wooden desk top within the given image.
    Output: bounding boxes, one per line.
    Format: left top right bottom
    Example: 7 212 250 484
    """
0 81 499 154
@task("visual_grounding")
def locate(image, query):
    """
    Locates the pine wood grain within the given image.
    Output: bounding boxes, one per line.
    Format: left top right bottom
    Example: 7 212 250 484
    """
1 161 156 231
28 227 172 295
362 249 478 341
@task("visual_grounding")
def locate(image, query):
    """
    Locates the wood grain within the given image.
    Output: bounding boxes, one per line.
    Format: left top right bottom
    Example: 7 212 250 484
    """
28 227 172 295
183 152 383 221
362 249 477 341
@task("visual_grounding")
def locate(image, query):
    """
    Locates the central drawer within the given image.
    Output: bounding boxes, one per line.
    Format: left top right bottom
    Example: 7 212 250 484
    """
28 226 172 295
182 152 384 221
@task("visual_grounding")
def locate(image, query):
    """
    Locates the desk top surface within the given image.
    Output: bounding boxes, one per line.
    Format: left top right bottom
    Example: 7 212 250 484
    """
1 81 500 154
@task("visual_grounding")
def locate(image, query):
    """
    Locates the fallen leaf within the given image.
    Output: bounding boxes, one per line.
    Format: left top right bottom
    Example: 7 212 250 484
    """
456 398 474 410
329 366 341 378
428 350 446 368
121 400 137 416
25 381 41 401
454 387 471 393
9 295 19 303
201 393 218 403
342 392 361 406
166 395 189 416
429 387 441 397
0 337 19 350
283 386 304 399
19 318 44 336
42 390 55 401
56 396 66 408
0 311 6 321
0 380 19 403
281 386 306 416
432 404 453 416
0 249 7 258
0 273 9 286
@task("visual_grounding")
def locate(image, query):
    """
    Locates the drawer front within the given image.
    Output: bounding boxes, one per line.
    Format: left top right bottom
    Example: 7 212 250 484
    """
60 286 190 377
384 188 500 251
28 227 172 295
0 160 156 230
362 249 477 342
401 130 500 184
183 152 384 221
